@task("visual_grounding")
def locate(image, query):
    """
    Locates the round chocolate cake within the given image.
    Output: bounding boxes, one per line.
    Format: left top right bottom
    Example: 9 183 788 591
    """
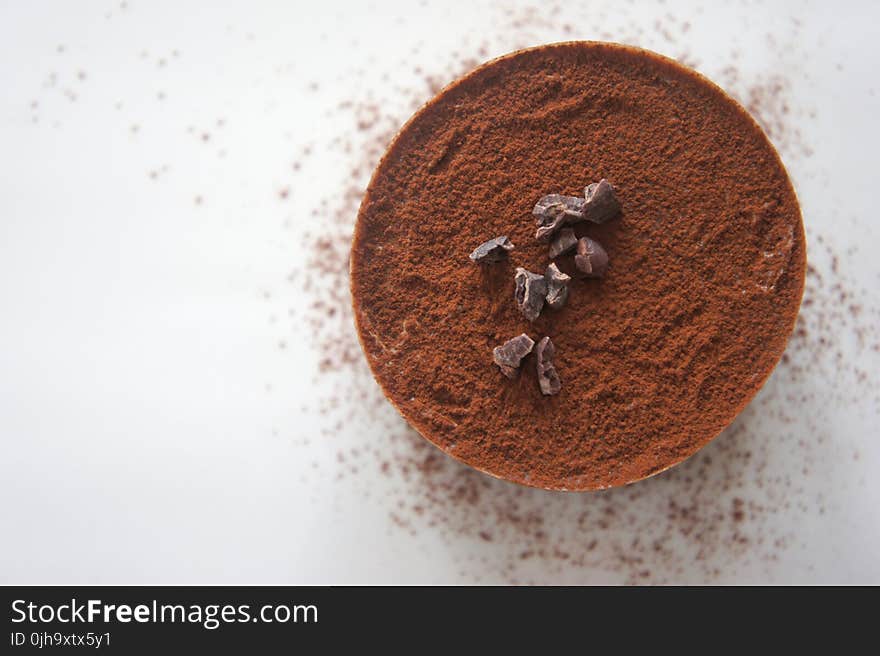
350 42 805 490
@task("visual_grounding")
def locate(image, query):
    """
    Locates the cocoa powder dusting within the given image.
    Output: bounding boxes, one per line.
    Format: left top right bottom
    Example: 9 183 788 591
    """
16 2 877 584
289 6 879 582
353 42 805 490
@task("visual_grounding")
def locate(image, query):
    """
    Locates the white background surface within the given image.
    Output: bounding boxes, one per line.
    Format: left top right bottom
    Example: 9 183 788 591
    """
1 0 878 584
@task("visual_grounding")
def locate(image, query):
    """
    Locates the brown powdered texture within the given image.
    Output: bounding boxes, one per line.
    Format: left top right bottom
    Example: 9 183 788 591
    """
287 5 877 582
25 1 875 583
350 42 806 490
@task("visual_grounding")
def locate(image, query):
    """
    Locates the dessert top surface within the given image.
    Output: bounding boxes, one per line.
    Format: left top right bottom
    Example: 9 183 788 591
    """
351 42 805 490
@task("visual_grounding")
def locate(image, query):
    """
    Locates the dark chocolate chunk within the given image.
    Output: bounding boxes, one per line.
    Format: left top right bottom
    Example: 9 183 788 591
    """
574 236 609 278
535 217 565 243
492 333 535 378
514 267 548 322
469 235 514 263
533 182 619 241
535 336 561 395
533 194 586 226
544 263 571 310
582 179 621 224
548 227 578 259
533 194 586 243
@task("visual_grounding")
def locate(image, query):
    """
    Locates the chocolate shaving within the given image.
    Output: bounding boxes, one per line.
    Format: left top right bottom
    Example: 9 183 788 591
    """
469 235 514 263
574 236 609 278
582 179 621 224
533 194 586 242
492 333 534 378
514 267 548 321
548 227 578 259
535 336 561 395
544 263 571 310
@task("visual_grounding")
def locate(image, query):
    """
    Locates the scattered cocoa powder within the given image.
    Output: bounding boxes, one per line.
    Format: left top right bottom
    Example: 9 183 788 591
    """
292 5 879 582
25 1 876 583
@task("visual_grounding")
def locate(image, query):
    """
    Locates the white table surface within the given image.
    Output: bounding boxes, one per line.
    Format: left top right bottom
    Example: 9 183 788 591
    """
2 0 878 584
